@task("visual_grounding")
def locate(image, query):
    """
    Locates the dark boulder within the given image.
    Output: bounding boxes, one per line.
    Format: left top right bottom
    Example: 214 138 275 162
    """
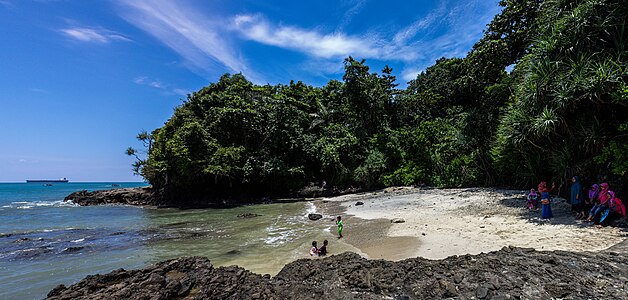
237 213 261 218
308 213 323 221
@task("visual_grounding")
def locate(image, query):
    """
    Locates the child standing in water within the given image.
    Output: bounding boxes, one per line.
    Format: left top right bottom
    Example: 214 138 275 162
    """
336 216 343 238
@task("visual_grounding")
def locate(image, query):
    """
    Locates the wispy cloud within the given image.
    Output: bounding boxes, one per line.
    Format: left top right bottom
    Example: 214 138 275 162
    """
172 88 190 96
234 14 384 59
30 88 49 93
134 76 188 96
231 0 493 67
60 27 131 43
337 0 368 30
117 0 262 83
393 1 448 44
119 0 499 84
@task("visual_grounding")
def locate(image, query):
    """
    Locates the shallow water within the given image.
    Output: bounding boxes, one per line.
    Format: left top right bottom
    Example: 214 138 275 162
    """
0 183 340 299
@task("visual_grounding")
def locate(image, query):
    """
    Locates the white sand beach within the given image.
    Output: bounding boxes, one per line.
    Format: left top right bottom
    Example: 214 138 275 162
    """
317 187 628 260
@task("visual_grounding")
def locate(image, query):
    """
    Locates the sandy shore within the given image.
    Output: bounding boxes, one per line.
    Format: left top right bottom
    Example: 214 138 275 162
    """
317 187 628 261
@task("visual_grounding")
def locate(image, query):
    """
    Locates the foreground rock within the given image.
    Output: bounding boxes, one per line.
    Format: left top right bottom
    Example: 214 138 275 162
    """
47 245 627 299
308 213 323 221
64 187 157 207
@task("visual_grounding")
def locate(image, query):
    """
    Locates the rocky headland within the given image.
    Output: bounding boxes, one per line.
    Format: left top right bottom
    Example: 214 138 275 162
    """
47 244 627 300
63 184 356 208
64 187 158 207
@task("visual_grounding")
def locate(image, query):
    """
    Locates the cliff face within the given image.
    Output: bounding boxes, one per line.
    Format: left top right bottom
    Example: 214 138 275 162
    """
47 245 627 300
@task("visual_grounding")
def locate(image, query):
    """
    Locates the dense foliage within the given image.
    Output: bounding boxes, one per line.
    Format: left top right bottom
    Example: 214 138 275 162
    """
129 0 627 200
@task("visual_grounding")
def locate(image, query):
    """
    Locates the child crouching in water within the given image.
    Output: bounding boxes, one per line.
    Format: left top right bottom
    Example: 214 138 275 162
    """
309 241 318 256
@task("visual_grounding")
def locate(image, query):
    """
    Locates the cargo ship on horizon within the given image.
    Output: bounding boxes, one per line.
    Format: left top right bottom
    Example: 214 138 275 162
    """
26 178 69 183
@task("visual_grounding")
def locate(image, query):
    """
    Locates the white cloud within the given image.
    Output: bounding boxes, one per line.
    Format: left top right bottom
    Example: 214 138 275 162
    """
61 27 131 43
30 88 49 93
172 88 190 96
337 0 368 30
133 75 189 96
401 67 421 82
233 14 387 60
118 0 500 83
149 81 163 88
117 0 263 83
134 76 164 89
232 0 498 72
233 14 377 59
393 1 448 44
133 76 146 84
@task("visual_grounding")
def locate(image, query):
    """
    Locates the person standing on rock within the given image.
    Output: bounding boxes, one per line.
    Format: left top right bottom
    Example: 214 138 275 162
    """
336 216 343 238
570 176 583 218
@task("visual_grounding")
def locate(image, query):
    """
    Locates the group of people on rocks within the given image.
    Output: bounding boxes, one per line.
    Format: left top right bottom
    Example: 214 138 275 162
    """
575 179 626 227
526 176 627 227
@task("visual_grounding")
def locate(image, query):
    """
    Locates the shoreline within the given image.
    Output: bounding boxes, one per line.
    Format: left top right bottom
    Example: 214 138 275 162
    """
64 185 627 262
41 186 628 299
317 186 627 261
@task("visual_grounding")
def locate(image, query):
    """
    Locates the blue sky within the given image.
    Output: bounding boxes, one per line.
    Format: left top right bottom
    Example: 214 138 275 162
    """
0 0 501 182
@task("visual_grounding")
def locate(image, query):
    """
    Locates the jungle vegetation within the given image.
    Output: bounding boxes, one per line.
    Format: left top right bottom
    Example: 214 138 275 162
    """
128 0 627 200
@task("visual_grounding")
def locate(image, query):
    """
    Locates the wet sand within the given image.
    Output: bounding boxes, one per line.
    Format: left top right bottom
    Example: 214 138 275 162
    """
317 187 628 261
315 200 421 261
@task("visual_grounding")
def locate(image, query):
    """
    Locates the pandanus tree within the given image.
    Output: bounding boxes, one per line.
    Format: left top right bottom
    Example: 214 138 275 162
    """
492 0 628 187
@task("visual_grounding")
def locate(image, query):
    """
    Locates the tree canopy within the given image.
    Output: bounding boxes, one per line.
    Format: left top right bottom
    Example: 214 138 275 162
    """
129 0 627 203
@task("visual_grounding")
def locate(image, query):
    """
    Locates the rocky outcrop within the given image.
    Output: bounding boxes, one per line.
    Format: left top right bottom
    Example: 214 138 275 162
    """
308 213 323 221
47 245 628 299
237 213 261 218
64 187 157 207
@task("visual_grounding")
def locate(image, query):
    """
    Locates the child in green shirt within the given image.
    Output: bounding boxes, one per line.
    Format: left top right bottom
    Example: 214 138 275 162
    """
336 216 343 238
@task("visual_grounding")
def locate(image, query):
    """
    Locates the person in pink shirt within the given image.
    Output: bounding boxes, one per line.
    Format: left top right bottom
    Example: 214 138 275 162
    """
598 191 627 227
586 182 609 222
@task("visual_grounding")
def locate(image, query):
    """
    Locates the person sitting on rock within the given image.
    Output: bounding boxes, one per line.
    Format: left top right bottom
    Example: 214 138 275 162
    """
309 241 318 256
318 240 328 256
597 191 626 227
587 182 610 222
582 184 599 220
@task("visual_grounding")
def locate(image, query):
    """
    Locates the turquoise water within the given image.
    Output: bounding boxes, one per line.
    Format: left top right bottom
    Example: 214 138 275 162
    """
0 182 340 300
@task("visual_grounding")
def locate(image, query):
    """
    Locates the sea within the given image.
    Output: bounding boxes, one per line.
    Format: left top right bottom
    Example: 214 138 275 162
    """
0 182 336 299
